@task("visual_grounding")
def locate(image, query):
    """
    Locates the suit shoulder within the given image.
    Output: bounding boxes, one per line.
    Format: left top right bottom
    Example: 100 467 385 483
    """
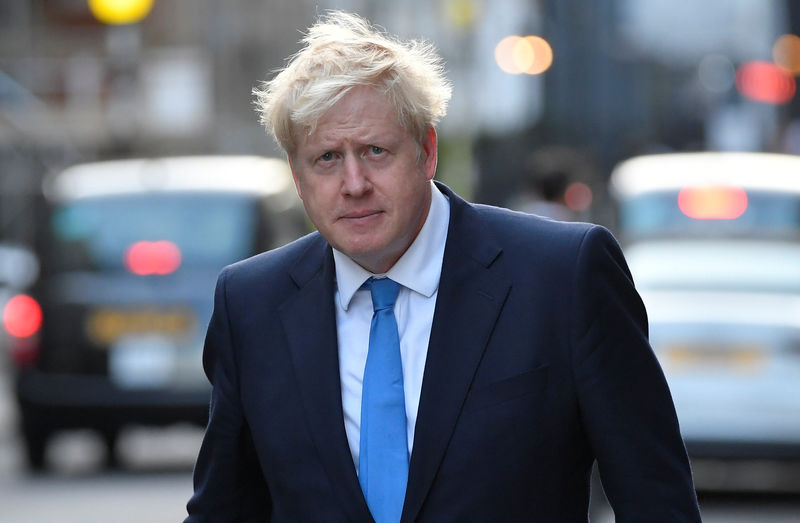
463 203 629 282
472 202 600 248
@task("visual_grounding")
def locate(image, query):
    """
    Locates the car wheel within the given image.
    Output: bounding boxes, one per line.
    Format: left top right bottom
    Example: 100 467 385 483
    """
101 429 120 469
22 427 49 472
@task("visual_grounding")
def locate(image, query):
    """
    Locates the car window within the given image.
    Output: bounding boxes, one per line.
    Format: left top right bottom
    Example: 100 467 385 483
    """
619 189 800 240
47 192 258 273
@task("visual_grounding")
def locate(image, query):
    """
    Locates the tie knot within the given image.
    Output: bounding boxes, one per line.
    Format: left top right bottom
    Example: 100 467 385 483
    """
368 277 400 311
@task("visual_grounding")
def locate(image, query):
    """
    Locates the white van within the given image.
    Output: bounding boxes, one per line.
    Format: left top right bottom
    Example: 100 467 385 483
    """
610 152 800 459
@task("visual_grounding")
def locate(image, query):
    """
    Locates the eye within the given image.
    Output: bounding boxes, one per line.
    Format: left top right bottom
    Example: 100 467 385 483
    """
319 151 335 162
369 145 385 155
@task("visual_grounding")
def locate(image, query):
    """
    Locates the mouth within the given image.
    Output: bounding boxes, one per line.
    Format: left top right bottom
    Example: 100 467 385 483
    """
342 209 380 218
339 210 383 224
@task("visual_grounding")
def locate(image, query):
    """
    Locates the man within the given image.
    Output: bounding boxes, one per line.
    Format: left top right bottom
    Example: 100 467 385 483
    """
186 11 701 522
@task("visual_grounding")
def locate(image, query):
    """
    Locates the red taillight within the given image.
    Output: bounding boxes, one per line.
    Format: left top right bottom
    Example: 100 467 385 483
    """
3 294 42 338
124 240 182 276
735 61 796 105
678 186 748 220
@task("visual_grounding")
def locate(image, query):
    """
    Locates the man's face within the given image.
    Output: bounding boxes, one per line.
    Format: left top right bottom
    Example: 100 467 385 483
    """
289 86 437 274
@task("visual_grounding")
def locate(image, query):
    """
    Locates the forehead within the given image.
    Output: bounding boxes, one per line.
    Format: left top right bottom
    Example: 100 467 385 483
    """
302 87 407 145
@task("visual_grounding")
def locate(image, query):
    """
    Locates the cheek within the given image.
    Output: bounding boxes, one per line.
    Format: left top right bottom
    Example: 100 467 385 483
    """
401 177 429 208
302 184 337 220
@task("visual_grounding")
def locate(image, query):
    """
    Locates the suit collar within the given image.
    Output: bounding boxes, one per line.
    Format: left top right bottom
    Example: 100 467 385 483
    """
286 233 330 288
434 181 503 268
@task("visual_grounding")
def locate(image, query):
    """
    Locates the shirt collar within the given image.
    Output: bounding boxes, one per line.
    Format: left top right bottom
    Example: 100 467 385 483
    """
333 181 450 310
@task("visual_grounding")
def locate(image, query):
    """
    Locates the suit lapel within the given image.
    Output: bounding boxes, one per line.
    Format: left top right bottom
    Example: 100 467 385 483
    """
278 237 372 522
402 186 510 522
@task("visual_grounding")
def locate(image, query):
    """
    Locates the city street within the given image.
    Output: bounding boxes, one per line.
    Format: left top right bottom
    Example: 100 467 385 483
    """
0 363 200 522
2 1 800 521
0 367 798 522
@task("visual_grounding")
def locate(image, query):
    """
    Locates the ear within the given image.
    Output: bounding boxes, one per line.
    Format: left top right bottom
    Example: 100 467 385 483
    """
421 126 438 182
287 156 304 199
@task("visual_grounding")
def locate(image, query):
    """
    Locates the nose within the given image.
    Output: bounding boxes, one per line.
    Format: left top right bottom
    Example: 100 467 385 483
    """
341 155 371 197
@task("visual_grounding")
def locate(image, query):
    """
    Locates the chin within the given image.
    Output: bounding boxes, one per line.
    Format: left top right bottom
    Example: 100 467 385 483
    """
341 240 396 269
340 243 383 261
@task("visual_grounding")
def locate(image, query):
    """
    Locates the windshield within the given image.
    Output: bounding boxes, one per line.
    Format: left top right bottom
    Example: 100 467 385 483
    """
619 189 800 241
47 193 258 273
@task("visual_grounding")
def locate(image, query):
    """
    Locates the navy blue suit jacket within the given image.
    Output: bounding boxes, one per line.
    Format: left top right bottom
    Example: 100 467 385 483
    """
186 183 701 522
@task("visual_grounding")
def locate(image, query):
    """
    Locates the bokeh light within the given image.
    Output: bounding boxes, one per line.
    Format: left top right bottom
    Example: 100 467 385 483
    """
124 240 182 275
735 61 796 104
3 295 43 338
698 54 735 94
495 35 554 75
88 0 154 25
495 36 521 74
678 186 748 220
522 36 554 75
444 0 478 30
772 34 800 75
564 182 592 212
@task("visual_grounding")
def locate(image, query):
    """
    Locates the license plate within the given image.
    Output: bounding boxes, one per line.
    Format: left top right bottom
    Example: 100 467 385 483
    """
87 308 195 345
662 344 767 374
109 334 176 389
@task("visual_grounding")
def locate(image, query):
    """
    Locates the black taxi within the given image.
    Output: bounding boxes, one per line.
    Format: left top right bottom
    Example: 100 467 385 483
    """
11 155 308 470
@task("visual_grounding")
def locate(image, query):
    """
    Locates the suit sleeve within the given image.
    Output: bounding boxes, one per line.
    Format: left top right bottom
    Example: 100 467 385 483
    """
185 268 271 522
570 225 701 522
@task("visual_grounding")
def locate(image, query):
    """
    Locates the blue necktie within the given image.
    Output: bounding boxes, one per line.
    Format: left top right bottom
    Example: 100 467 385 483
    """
359 277 408 523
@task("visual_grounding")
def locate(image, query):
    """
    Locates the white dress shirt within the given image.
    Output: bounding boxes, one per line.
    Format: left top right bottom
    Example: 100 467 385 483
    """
332 182 450 470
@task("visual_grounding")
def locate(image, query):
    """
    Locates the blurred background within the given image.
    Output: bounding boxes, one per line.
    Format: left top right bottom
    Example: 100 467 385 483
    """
1 0 800 521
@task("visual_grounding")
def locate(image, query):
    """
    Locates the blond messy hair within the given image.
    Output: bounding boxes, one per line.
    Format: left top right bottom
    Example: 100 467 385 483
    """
253 11 452 156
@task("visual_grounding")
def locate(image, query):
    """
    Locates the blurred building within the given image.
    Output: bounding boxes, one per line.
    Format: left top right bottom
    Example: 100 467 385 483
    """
1 0 798 245
0 1 312 246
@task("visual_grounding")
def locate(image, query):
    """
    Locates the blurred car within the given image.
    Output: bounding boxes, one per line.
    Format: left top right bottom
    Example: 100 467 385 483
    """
7 155 308 471
610 151 800 459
